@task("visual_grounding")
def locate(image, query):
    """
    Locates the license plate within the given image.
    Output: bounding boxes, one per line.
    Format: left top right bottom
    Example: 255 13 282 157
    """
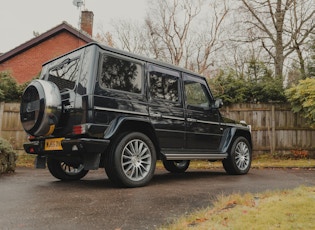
44 138 64 151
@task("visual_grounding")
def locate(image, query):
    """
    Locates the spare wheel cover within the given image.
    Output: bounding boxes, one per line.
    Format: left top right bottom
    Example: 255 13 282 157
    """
20 80 61 136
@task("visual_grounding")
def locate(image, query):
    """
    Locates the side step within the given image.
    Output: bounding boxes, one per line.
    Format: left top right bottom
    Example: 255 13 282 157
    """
163 153 228 160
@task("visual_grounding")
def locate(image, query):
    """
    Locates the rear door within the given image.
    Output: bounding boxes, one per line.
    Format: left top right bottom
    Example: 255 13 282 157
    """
183 74 222 151
147 65 185 150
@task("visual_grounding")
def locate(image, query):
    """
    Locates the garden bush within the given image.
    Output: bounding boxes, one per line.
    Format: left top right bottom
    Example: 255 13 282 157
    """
0 137 17 174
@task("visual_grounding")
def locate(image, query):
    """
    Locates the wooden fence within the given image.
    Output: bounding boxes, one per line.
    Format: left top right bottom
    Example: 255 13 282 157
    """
0 102 27 155
221 103 315 156
1 102 314 156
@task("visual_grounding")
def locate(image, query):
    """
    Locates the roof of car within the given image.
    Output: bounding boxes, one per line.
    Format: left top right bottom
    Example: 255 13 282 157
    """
44 42 206 80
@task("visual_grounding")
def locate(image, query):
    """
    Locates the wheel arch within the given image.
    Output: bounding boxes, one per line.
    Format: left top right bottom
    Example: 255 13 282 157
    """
103 117 161 159
221 127 252 154
234 129 252 149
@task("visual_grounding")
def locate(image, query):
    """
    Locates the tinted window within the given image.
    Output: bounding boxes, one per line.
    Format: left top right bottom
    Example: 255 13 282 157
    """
48 57 80 90
99 55 142 94
149 71 179 102
184 80 210 109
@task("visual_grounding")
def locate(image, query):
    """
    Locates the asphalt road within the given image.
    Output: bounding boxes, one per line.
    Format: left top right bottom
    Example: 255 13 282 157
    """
0 167 314 230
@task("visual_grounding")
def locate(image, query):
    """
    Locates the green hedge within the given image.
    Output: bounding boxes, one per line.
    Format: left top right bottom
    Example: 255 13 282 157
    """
0 137 17 174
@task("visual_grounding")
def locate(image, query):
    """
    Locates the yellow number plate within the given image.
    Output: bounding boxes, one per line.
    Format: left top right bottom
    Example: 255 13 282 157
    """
44 138 64 151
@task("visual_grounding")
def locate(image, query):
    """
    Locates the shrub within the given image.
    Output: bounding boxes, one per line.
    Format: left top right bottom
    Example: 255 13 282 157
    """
0 71 20 102
209 66 287 105
0 137 17 174
285 78 315 128
0 71 31 102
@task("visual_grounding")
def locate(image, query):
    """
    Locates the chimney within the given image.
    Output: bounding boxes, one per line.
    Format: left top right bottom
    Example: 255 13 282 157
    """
81 11 94 36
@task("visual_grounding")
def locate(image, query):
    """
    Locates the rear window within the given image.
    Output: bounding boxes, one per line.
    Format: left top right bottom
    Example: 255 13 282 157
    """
48 57 80 90
99 54 142 94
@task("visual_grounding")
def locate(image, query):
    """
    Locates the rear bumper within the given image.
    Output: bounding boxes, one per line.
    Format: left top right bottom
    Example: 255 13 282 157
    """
24 138 110 155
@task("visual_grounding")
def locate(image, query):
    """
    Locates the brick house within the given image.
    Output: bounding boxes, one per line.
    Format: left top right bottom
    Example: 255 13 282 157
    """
0 11 94 84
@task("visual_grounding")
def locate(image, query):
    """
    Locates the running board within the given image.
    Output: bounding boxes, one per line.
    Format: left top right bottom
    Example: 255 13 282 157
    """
164 153 228 160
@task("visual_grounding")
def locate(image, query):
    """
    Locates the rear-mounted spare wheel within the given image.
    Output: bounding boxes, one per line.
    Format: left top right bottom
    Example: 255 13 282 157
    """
20 80 61 137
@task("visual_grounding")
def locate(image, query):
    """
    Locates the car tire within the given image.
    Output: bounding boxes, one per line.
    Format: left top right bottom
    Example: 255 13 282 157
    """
105 132 156 188
162 160 190 173
222 136 252 175
47 158 89 181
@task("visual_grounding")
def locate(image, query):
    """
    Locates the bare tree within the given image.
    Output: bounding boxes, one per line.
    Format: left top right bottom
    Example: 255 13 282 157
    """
113 20 149 55
96 0 229 76
145 0 230 75
95 31 116 47
194 1 229 74
145 0 203 66
288 0 315 79
239 0 315 79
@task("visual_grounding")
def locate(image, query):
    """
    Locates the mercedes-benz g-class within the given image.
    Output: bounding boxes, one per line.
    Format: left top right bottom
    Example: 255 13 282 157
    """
20 42 252 187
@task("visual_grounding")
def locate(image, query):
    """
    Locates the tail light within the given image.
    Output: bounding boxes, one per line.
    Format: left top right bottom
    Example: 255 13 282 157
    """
29 147 35 153
28 135 36 140
73 124 87 135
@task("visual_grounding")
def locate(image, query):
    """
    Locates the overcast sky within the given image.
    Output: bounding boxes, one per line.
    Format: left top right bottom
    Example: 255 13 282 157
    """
0 0 148 53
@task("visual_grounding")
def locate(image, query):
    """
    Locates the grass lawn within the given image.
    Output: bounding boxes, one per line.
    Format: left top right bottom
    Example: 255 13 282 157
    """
156 155 315 230
16 154 36 168
159 186 315 230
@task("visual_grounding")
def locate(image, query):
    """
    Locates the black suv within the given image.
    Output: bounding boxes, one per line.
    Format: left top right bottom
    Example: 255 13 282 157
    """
20 43 252 187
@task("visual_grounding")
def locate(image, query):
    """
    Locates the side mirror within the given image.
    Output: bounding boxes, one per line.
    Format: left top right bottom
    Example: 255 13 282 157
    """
212 98 223 109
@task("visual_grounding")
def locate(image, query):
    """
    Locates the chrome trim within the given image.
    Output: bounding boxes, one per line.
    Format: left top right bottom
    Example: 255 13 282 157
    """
94 107 251 131
95 106 185 121
162 115 185 121
164 153 228 160
94 106 147 116
155 129 186 134
189 119 251 131
195 119 219 125
221 122 250 129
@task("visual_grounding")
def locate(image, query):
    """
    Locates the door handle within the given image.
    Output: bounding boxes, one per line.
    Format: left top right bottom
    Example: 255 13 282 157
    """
150 112 162 118
187 118 197 122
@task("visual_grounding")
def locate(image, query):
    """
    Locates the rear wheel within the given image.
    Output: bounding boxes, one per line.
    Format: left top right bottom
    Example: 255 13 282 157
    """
105 132 156 188
47 158 89 181
162 160 190 173
222 136 251 175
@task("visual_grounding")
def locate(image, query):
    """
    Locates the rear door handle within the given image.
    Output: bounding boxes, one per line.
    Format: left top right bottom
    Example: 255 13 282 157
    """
150 112 162 118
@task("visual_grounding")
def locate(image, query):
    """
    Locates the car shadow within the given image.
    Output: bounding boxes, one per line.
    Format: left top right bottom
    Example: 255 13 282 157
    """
151 169 227 184
48 169 228 189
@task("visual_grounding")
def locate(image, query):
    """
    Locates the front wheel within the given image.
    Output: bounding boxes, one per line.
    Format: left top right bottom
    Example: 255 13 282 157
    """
162 160 190 173
105 132 156 188
47 158 89 181
222 136 252 175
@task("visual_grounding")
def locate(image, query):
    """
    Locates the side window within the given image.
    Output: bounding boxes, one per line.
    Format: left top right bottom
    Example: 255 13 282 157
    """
184 78 211 109
99 54 142 94
149 68 179 103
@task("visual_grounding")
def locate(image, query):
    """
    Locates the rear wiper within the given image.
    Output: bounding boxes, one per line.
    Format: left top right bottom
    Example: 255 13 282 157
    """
51 58 71 71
